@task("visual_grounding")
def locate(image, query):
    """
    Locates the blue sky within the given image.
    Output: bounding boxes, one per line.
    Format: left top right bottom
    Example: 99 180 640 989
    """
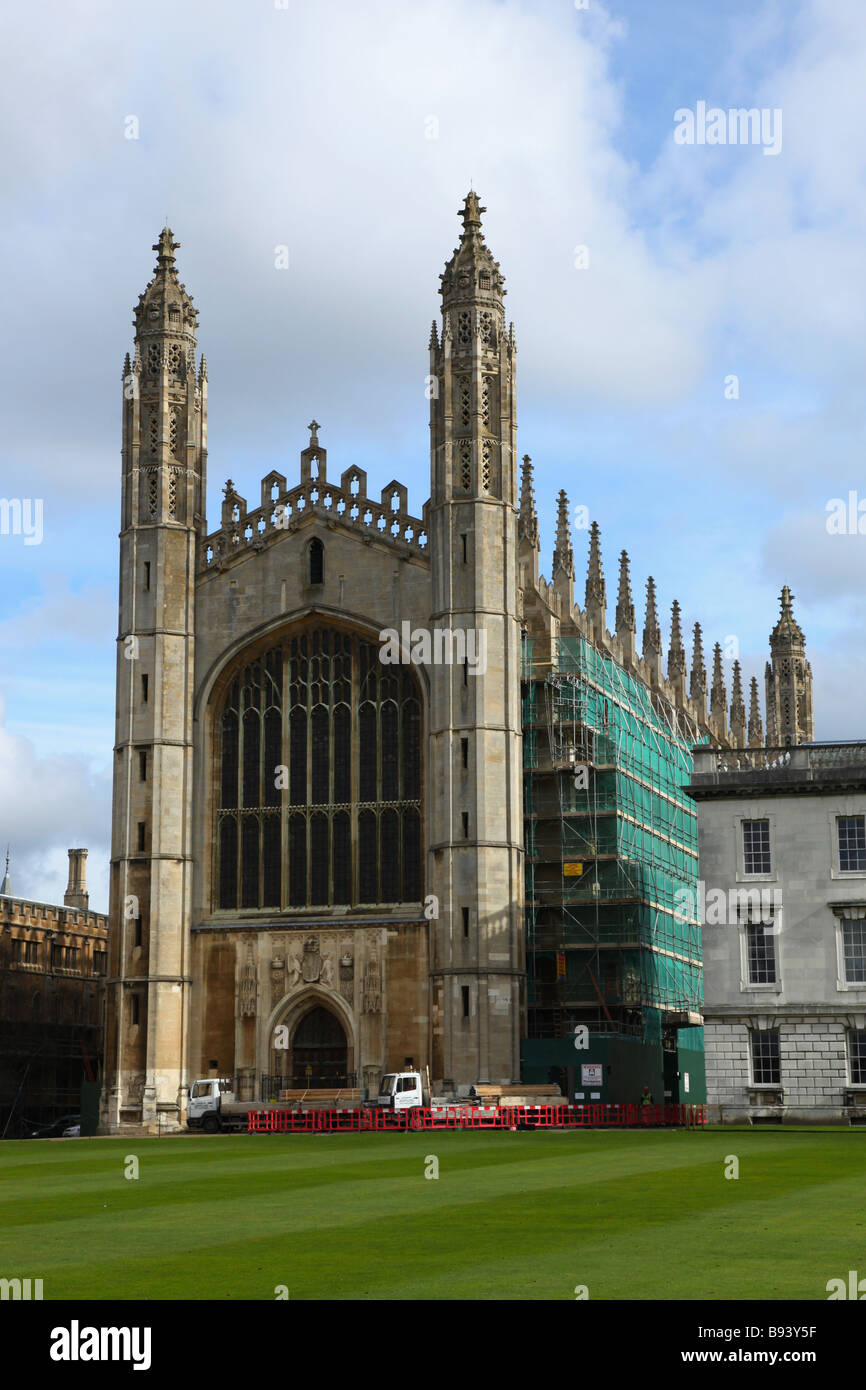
1 0 865 910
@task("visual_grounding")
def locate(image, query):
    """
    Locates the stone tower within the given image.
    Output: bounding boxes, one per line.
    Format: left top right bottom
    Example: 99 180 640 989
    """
101 229 205 1132
427 192 523 1084
765 586 814 746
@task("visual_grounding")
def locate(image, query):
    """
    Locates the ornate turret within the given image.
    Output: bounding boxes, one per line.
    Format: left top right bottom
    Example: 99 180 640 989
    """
124 227 207 533
584 521 606 643
430 192 514 506
765 586 813 745
439 191 507 316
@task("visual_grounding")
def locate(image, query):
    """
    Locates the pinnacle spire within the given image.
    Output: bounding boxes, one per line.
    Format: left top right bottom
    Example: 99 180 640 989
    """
153 226 180 274
642 577 661 656
584 521 606 642
439 188 505 312
690 623 707 716
771 585 805 644
748 676 764 748
552 491 574 579
460 190 485 234
730 660 746 746
669 599 684 652
668 600 686 684
0 846 10 897
613 550 635 664
615 551 635 631
710 642 728 741
133 224 198 340
518 455 539 546
585 522 605 605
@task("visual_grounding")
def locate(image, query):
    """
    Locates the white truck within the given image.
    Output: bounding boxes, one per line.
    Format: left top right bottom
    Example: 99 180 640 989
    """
375 1071 427 1110
187 1078 258 1133
188 1077 363 1132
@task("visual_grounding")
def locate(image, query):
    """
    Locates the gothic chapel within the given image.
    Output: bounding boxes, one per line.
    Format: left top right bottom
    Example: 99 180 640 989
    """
102 194 526 1130
101 194 812 1131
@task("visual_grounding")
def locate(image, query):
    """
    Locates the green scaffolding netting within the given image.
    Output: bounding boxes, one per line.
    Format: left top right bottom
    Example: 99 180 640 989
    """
523 633 708 1034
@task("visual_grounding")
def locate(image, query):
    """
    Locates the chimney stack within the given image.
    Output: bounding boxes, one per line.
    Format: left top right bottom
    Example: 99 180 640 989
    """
64 848 89 909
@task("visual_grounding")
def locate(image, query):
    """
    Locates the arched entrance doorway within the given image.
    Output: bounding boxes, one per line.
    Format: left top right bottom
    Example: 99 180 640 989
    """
291 1006 348 1087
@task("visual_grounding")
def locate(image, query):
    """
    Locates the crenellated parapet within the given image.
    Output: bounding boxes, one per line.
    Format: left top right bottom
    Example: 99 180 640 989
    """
201 423 429 573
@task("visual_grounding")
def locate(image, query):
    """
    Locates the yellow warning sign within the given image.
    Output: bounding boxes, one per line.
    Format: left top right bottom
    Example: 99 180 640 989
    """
563 862 583 877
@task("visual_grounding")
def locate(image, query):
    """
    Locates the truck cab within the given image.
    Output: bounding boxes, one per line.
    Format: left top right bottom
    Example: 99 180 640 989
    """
376 1072 425 1110
187 1077 232 1130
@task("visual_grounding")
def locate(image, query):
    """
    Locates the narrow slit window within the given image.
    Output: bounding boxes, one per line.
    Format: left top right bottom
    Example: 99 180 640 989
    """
309 538 324 585
144 561 151 591
462 906 469 937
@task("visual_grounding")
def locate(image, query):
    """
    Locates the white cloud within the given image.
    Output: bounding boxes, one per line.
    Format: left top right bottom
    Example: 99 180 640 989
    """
0 0 864 760
0 691 111 911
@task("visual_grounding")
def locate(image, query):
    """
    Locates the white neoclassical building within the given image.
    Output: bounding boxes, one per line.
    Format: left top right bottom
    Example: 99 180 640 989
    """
690 741 866 1124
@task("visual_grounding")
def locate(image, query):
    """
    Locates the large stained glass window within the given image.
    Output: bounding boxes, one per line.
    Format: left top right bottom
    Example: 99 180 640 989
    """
215 625 422 909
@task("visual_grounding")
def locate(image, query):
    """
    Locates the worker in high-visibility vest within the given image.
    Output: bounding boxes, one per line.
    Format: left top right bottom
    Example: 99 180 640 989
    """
640 1085 653 1107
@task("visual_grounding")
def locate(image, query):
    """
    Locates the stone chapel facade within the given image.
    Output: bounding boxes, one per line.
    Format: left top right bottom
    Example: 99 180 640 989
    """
101 194 814 1132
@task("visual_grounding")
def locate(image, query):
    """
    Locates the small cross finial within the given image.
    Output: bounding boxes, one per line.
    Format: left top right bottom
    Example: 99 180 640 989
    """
308 419 320 445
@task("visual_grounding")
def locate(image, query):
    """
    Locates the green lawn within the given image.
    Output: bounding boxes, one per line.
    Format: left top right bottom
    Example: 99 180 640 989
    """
1 1129 864 1300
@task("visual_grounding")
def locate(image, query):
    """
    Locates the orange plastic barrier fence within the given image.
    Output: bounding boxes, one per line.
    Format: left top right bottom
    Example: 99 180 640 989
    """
246 1102 705 1134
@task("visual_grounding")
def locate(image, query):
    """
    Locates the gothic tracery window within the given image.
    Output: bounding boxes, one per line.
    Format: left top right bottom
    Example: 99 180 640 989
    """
215 625 422 911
